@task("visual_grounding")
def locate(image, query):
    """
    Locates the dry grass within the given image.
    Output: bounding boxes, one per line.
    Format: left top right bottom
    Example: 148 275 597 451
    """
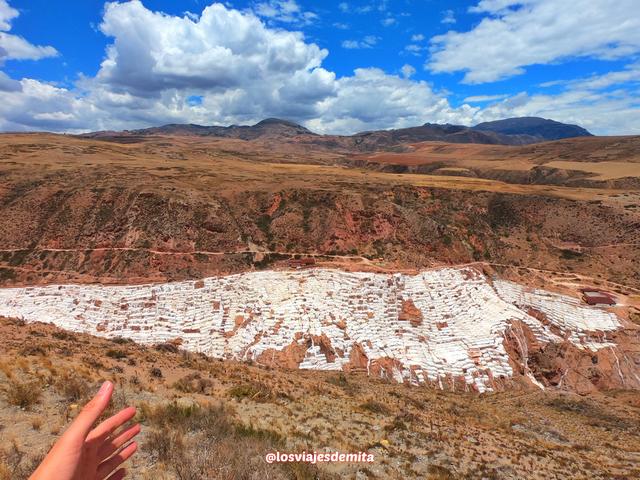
359 400 391 415
142 402 331 480
53 372 90 403
227 383 275 402
172 373 213 394
0 442 44 480
4 379 42 410
0 318 639 479
30 416 43 431
545 161 640 180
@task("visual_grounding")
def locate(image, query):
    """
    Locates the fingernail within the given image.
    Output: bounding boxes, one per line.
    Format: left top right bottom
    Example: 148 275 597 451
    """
98 381 112 396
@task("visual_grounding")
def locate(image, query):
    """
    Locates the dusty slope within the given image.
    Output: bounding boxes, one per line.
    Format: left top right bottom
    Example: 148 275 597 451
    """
0 134 639 289
1 317 639 480
81 127 640 188
355 136 640 189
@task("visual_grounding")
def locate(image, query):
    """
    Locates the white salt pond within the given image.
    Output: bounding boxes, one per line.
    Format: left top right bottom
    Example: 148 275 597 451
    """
0 267 622 392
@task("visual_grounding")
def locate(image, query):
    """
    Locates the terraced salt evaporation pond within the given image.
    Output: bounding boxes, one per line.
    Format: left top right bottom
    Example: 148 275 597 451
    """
0 267 621 393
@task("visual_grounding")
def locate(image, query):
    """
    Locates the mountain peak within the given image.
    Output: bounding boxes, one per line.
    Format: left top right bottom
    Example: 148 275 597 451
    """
473 117 593 140
254 118 307 129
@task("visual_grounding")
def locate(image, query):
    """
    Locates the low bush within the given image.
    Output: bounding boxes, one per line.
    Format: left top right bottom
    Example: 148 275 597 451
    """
5 380 41 410
105 349 127 360
227 382 274 402
359 400 390 415
155 343 179 354
54 373 90 402
172 373 213 394
326 372 358 395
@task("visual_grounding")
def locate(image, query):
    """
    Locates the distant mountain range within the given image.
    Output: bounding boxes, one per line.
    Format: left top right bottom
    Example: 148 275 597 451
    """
83 116 594 147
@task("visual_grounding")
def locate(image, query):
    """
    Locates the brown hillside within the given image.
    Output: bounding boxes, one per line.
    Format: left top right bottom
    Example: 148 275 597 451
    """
0 133 638 288
355 136 640 189
1 317 639 480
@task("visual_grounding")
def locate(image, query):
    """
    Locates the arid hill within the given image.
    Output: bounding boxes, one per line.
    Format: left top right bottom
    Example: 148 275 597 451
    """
1 317 639 480
0 133 638 289
353 135 640 189
82 120 639 188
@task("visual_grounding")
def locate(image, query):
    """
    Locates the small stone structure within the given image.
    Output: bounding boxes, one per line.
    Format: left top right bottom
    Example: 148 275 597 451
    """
581 289 616 306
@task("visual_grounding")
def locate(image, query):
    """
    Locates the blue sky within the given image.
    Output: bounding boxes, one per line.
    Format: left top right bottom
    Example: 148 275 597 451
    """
0 0 638 134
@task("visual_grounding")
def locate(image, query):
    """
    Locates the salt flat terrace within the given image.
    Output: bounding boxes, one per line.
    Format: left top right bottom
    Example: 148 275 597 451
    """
0 267 622 393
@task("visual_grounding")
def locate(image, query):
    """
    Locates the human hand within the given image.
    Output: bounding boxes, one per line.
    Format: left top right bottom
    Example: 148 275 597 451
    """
30 381 140 480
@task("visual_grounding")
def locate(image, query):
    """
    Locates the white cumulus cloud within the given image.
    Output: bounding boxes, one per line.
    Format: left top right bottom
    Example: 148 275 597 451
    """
0 0 57 62
0 1 472 134
441 9 456 25
306 68 478 134
400 64 416 78
0 0 18 31
428 0 640 83
96 1 327 96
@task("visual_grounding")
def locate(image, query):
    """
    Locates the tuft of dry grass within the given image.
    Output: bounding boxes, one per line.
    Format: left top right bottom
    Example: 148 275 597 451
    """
227 383 274 402
426 465 456 479
4 379 42 410
326 372 359 395
53 372 90 403
172 373 213 394
105 349 127 360
359 399 390 415
145 427 185 463
0 361 13 380
0 442 44 480
30 417 43 431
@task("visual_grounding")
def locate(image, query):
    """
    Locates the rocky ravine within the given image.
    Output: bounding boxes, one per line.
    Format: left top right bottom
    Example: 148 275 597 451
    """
0 267 638 393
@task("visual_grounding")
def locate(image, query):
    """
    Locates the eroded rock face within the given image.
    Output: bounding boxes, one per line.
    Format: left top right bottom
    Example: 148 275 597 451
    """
0 267 637 393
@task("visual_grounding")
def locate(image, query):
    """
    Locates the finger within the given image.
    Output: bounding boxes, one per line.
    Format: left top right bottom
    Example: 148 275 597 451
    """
88 406 137 443
106 468 126 480
97 442 137 480
65 381 114 437
97 423 141 462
